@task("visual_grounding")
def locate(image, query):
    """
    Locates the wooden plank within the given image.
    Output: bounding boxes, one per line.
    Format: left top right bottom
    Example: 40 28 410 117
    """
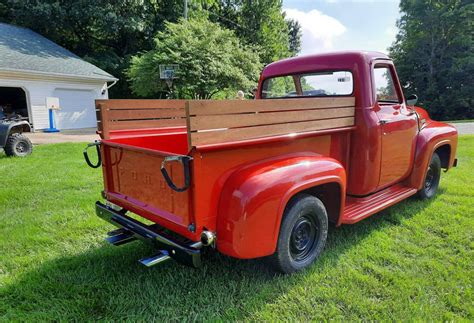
188 97 355 116
190 117 355 146
96 99 186 110
108 118 186 131
96 100 187 138
185 101 193 151
190 107 355 131
97 102 111 139
108 108 185 120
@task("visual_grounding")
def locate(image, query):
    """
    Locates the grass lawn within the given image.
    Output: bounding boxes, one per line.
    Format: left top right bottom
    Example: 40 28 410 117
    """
448 119 474 123
1 136 473 320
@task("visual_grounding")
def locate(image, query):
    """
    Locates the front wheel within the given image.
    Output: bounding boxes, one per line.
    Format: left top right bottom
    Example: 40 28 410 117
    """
417 152 441 199
270 194 328 274
4 133 33 157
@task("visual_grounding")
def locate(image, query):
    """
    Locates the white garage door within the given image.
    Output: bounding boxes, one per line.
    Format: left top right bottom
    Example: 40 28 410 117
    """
53 89 97 129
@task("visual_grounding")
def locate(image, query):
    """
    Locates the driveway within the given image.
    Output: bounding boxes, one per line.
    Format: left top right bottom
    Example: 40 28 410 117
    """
449 122 474 135
25 128 99 144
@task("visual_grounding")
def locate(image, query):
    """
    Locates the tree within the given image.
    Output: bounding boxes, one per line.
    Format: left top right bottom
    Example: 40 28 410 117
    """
205 0 300 64
0 0 300 98
127 18 262 99
389 0 473 120
286 18 302 55
0 0 184 98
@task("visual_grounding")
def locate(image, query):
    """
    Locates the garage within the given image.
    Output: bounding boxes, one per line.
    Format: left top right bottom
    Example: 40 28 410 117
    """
53 89 97 129
0 87 30 121
0 23 117 131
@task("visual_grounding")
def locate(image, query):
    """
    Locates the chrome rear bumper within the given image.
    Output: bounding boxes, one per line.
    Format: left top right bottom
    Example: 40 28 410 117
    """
96 201 202 267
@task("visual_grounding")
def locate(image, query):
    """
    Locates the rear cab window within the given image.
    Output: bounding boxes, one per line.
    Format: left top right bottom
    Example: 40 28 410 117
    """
261 71 353 99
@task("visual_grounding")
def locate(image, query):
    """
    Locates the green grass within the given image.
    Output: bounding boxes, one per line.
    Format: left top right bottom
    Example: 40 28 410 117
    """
1 137 473 320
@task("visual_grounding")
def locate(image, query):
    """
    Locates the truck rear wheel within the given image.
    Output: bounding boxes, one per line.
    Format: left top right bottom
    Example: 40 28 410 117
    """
4 133 33 157
417 152 441 199
270 194 328 274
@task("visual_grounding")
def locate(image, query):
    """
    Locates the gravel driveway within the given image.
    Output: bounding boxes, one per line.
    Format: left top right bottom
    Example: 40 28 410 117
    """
25 128 99 144
449 123 474 135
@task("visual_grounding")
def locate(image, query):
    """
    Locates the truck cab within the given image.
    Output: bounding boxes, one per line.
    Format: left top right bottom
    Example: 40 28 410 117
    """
86 51 458 273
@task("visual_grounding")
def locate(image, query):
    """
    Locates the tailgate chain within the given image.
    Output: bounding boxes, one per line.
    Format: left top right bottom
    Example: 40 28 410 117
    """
160 155 193 192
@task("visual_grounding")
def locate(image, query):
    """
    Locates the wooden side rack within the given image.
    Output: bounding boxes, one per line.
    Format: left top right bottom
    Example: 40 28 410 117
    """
96 97 356 147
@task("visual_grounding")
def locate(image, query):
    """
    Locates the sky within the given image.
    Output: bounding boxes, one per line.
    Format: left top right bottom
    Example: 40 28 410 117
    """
283 0 401 56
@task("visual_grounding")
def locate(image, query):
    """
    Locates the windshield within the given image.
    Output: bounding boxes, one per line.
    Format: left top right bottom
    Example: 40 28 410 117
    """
261 71 353 99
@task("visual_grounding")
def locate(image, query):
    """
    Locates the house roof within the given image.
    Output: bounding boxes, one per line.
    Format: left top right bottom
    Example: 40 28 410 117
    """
0 23 117 82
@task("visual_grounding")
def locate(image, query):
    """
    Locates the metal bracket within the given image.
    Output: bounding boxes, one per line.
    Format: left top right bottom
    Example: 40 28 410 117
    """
160 155 193 192
83 141 102 168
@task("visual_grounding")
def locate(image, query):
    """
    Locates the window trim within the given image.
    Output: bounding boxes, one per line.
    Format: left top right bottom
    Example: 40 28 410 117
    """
260 69 355 99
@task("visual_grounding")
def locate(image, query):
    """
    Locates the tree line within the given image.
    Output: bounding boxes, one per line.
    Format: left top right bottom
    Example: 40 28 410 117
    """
390 0 473 120
0 0 301 99
1 0 472 120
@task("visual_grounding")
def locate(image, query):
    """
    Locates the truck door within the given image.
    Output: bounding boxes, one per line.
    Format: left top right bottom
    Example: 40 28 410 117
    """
373 63 418 189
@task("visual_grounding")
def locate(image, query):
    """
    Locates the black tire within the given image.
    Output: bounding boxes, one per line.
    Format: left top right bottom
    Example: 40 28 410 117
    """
417 152 441 199
270 194 328 274
4 133 33 157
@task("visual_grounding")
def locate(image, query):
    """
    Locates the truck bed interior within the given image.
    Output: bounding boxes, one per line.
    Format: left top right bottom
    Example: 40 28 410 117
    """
106 130 190 156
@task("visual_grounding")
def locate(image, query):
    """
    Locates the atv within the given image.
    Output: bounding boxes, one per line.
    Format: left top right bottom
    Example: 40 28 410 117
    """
0 110 33 157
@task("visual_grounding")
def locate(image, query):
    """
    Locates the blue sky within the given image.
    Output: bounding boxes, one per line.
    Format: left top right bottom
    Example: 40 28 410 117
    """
283 0 401 55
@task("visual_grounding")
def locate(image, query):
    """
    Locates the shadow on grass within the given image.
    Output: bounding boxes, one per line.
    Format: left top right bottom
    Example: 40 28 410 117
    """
0 193 439 320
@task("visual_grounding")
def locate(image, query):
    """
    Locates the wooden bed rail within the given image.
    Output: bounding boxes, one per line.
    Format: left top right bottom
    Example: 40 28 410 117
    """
186 97 355 148
96 99 187 139
96 97 356 146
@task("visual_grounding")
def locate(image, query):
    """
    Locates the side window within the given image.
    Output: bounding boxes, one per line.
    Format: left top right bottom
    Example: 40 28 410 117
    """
261 76 297 98
374 66 400 103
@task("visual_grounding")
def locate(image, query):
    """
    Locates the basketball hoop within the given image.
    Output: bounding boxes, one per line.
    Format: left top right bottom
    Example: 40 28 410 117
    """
159 64 179 96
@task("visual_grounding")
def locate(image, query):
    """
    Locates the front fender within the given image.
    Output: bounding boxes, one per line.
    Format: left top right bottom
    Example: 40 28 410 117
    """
0 121 31 147
216 153 346 259
407 120 458 190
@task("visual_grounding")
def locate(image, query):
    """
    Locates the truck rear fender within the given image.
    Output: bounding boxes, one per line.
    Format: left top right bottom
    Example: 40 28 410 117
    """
216 153 346 259
0 121 31 147
407 119 458 190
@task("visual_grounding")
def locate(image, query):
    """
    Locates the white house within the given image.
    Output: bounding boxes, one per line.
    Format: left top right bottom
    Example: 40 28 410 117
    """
0 23 117 130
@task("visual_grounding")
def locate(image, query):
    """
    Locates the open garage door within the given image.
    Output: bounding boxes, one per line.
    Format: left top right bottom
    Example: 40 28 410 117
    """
0 87 29 121
53 89 96 129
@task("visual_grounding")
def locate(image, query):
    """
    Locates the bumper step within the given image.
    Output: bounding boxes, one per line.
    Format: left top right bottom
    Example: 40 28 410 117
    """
96 201 202 268
105 231 137 246
139 250 171 267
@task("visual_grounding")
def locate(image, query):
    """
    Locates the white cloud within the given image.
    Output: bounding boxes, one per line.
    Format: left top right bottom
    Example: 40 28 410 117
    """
385 25 397 38
284 8 346 55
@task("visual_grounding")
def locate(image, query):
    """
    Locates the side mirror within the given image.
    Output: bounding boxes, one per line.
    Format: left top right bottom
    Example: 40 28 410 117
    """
406 94 418 106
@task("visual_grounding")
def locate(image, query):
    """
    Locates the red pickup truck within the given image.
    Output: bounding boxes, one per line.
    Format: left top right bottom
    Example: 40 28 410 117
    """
84 51 458 273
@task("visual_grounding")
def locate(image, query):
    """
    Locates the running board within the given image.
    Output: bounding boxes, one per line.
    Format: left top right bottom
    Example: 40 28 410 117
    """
342 184 417 224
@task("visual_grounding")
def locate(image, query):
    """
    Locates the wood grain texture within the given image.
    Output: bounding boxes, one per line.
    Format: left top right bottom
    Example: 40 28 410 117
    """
190 107 355 131
190 117 355 146
96 100 187 139
96 99 186 110
187 97 355 115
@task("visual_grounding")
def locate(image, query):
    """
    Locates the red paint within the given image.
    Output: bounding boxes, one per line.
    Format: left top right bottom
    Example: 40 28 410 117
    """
97 51 458 259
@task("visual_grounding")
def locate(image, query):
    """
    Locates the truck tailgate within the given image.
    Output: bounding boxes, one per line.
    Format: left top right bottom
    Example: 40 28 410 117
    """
102 141 192 229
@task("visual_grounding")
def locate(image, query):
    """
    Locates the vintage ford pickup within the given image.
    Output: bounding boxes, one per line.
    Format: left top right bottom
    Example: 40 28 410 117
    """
84 51 458 273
